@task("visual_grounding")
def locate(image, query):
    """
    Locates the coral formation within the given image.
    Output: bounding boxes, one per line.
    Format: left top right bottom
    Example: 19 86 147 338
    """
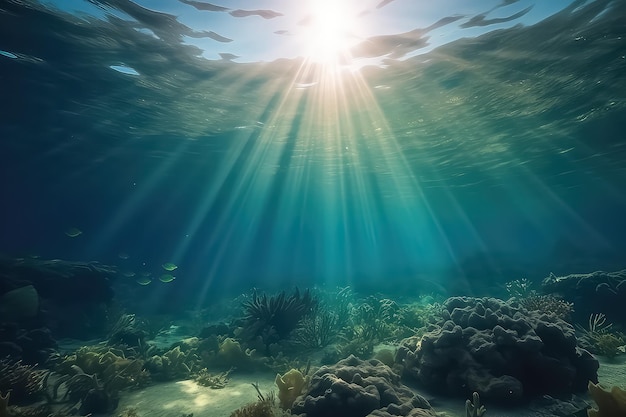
373 349 396 368
542 270 626 324
275 368 310 410
518 294 574 321
587 382 626 417
291 355 436 417
57 346 149 392
145 345 198 380
50 364 119 414
193 367 232 388
465 392 486 417
396 296 599 404
208 337 267 371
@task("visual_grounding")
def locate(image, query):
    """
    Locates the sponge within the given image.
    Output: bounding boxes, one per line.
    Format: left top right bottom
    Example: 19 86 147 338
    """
588 381 626 417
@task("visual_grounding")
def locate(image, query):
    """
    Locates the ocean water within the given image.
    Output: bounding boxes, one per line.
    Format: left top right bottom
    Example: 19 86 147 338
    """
0 0 625 416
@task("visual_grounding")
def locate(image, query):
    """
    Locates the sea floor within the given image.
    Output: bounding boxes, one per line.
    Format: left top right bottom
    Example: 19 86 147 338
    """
105 354 625 417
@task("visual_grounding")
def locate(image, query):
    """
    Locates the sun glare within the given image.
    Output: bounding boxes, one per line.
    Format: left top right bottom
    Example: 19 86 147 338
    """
302 0 359 65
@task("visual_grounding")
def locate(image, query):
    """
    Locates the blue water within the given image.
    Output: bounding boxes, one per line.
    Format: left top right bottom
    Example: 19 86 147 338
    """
0 0 625 307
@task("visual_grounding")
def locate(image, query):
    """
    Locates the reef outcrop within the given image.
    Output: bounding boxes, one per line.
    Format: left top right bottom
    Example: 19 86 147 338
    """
396 296 598 404
292 355 436 417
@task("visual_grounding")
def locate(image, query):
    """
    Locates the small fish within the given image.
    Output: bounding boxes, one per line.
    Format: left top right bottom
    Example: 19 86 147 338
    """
136 277 152 285
118 253 130 260
122 271 136 278
141 271 152 277
159 274 176 283
162 263 178 271
65 227 82 238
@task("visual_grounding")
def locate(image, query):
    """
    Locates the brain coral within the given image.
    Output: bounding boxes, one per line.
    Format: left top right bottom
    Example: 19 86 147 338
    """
291 355 437 417
396 296 599 404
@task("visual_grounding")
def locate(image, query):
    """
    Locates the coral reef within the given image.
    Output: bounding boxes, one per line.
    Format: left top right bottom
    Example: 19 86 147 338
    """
587 382 626 417
291 355 436 417
393 300 443 340
396 296 599 404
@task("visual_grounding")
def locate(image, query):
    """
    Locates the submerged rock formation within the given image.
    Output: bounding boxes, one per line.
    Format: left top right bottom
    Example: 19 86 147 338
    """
292 355 437 417
396 296 598 405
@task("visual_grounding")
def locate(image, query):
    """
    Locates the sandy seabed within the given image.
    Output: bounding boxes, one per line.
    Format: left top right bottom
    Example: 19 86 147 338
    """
110 355 625 417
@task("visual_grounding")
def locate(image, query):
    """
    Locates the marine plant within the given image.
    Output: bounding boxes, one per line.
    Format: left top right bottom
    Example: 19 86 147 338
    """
56 346 149 391
334 328 376 360
239 288 317 354
4 402 58 417
589 332 625 358
577 313 626 358
48 364 119 415
107 313 148 350
316 286 354 329
0 358 46 404
193 367 232 388
265 353 309 375
394 301 444 339
292 308 339 349
229 387 289 417
353 296 399 342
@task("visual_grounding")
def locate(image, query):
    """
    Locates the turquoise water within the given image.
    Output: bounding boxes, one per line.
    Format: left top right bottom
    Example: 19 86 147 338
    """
1 0 625 301
1 1 626 416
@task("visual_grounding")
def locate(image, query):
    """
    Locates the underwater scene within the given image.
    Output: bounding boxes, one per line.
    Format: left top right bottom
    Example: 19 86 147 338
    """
1 0 625 416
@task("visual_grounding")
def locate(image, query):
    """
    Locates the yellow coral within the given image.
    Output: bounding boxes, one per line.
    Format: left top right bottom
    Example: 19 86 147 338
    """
588 381 626 417
275 369 309 410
